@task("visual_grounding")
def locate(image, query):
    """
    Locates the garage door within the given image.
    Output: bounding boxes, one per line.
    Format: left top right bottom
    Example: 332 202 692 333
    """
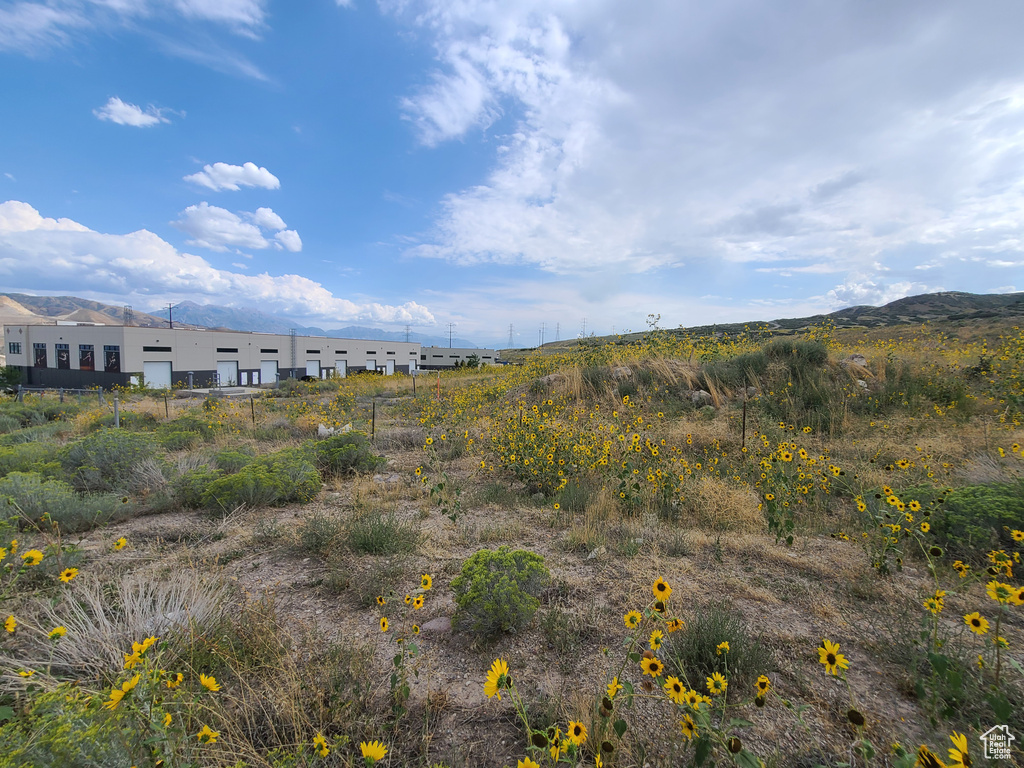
365 358 376 373
305 360 320 377
335 360 347 378
260 360 278 385
216 361 238 387
143 361 172 390
385 359 395 375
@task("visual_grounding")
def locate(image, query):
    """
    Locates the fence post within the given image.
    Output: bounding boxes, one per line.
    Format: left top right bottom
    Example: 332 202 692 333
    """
250 396 256 426
59 388 64 403
114 397 120 428
164 395 169 419
371 399 376 440
16 385 23 403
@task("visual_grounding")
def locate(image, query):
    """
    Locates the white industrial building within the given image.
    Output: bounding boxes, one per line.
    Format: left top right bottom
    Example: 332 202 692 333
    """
3 324 446 390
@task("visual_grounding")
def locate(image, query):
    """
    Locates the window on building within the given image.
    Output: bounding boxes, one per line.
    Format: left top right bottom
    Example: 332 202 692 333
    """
386 351 396 355
79 345 94 371
421 354 426 360
366 351 377 355
335 350 347 354
7 342 20 355
55 343 70 370
260 348 278 353
143 346 172 352
306 349 319 354
432 355 443 358
103 345 121 373
216 347 238 353
33 343 47 368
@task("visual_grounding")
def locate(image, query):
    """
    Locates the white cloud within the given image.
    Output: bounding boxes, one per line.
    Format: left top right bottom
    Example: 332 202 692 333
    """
93 96 171 127
173 202 268 251
184 162 280 191
250 206 286 230
826 279 935 309
388 0 1024 298
0 3 86 52
0 200 432 324
3 173 14 181
274 230 302 252
170 0 265 34
172 203 301 252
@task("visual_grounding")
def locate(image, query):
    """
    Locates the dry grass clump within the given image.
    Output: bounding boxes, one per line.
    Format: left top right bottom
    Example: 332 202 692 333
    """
680 476 765 533
2 569 230 685
375 426 426 451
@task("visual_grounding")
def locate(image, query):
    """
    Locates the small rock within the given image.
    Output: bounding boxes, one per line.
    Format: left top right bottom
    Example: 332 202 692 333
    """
532 492 546 502
421 616 452 634
587 546 607 560
856 379 868 389
339 422 353 433
611 366 632 380
691 389 713 406
317 423 336 438
846 354 868 367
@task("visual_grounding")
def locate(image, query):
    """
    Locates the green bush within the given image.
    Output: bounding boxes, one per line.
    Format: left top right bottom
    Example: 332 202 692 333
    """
0 422 71 446
312 432 386 476
200 448 319 512
60 429 158 492
159 414 217 441
86 411 158 432
347 512 420 555
172 467 224 508
0 472 126 533
451 547 550 639
158 430 203 451
298 510 347 556
214 447 255 473
0 415 21 434
0 441 60 478
897 481 1024 556
666 602 773 692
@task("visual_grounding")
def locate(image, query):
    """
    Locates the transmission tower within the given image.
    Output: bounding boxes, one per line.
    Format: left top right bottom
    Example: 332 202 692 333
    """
123 305 133 327
539 322 546 347
555 322 560 341
404 324 411 342
447 322 456 348
580 317 587 337
507 324 514 348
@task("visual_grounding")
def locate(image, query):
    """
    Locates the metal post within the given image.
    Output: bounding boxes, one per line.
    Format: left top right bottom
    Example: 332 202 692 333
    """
114 397 120 428
164 395 169 418
371 399 376 440
59 388 64 403
16 385 22 403
741 395 747 448
250 396 256 426
187 372 193 390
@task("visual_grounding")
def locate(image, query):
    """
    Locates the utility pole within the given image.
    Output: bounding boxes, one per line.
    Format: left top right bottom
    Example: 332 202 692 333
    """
167 304 173 329
555 322 560 341
540 322 546 347
507 324 514 348
581 317 587 337
404 324 411 343
447 322 456 348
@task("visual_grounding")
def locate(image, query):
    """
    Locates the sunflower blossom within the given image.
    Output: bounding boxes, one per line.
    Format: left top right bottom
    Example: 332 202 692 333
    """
360 740 388 762
818 639 849 676
485 658 509 700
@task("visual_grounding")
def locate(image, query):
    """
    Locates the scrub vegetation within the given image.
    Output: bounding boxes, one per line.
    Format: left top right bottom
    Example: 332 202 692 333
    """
0 317 1021 767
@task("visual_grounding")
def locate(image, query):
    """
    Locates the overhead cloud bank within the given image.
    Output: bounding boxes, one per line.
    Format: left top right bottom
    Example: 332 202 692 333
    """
94 97 171 127
391 0 1024 306
172 202 301 252
184 162 280 191
0 201 433 325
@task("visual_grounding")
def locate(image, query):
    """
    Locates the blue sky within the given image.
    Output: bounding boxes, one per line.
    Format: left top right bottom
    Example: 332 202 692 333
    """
1 1 1023 347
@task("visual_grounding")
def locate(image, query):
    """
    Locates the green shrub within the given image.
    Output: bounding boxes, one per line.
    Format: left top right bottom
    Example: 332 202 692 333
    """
86 410 158 432
60 429 158 492
0 472 126 533
0 422 71 446
347 512 420 555
0 441 60 478
312 432 386 476
200 448 319 512
451 547 550 639
898 481 1024 556
172 467 224 508
298 510 346 556
159 414 216 441
0 415 21 434
158 430 202 451
666 602 772 691
214 447 255 473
